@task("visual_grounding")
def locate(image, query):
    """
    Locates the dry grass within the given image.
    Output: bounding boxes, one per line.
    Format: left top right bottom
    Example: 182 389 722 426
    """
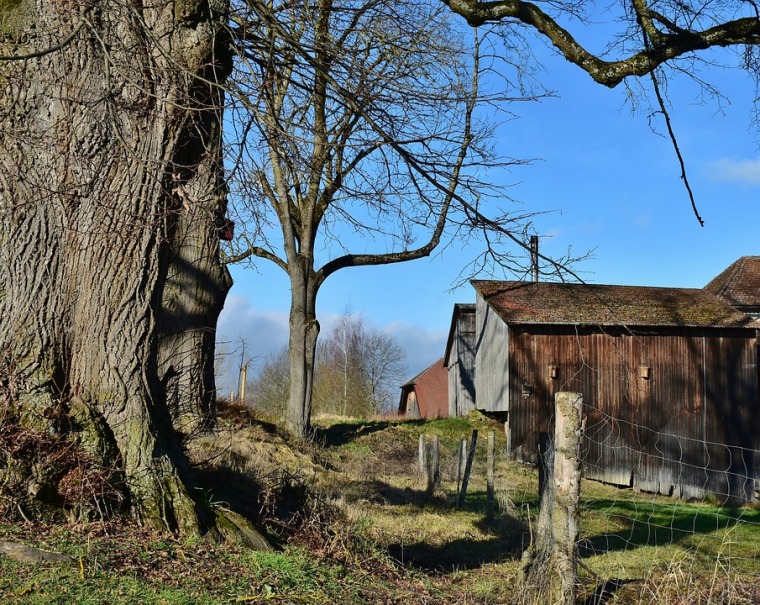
2 404 759 604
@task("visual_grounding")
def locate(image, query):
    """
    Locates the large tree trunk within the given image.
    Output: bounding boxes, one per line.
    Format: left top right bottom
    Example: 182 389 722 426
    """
0 0 234 536
285 264 319 438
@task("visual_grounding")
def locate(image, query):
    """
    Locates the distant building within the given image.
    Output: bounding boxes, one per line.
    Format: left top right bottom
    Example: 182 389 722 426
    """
705 256 760 319
467 278 759 501
398 358 448 419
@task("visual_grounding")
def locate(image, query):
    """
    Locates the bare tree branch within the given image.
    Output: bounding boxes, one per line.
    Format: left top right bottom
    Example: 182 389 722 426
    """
444 0 760 87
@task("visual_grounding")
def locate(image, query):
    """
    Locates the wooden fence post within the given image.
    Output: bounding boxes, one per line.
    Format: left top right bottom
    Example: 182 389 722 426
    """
486 432 495 520
519 392 584 605
418 434 426 478
456 438 467 498
427 435 440 495
456 430 478 508
238 363 248 405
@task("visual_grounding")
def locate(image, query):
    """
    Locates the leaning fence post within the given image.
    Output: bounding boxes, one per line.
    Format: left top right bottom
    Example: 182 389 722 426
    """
456 430 478 508
519 392 584 605
456 438 467 498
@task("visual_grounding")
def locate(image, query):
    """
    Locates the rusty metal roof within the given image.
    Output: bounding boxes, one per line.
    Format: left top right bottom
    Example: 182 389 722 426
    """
704 256 760 310
472 280 759 329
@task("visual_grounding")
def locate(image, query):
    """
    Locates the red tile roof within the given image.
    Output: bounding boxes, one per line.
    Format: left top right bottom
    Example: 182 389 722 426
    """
472 280 758 329
704 256 760 309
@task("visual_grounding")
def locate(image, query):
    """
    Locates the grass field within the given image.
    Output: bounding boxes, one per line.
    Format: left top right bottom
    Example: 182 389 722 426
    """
1 408 759 604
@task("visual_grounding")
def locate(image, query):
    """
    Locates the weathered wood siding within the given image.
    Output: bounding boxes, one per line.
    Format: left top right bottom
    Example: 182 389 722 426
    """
506 326 759 501
448 309 477 416
475 293 510 413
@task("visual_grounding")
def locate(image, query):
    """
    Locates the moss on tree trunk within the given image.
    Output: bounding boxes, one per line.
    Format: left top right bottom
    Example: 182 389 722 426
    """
0 0 254 542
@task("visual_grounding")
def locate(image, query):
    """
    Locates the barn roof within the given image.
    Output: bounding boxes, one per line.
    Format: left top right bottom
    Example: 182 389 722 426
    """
401 357 447 389
472 280 759 329
704 256 760 310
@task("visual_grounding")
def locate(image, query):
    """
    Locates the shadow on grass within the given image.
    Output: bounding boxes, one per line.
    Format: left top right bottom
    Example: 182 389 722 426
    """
339 479 445 507
364 485 531 572
192 464 309 547
314 419 426 447
386 512 528 571
581 579 636 605
579 499 760 557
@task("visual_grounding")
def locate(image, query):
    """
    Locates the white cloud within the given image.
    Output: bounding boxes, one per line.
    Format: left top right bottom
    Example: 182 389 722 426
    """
709 157 760 185
384 320 448 379
216 295 290 394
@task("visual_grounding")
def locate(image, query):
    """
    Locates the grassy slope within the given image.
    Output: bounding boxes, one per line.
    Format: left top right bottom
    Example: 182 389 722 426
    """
1 409 759 604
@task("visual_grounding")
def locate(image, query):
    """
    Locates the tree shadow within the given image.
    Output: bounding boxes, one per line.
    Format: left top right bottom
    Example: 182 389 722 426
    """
386 512 528 571
339 479 443 506
313 419 425 447
579 499 760 557
581 579 636 605
192 463 307 547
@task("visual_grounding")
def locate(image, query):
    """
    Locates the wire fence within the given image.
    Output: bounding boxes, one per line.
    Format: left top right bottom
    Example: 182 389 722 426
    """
423 397 760 602
583 403 758 504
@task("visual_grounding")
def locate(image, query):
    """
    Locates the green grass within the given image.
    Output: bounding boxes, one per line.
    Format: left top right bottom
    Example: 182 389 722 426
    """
2 412 759 604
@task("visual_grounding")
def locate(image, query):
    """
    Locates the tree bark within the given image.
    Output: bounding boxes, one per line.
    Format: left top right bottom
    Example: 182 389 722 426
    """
285 264 319 438
0 0 235 537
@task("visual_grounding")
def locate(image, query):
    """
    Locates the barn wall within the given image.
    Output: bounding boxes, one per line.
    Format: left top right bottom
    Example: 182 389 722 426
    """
475 293 510 412
506 326 759 501
448 309 477 416
415 359 449 419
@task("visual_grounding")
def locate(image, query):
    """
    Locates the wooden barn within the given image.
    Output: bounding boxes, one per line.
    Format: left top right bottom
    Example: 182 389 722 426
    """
471 280 760 501
706 256 760 319
444 304 476 418
398 358 448 419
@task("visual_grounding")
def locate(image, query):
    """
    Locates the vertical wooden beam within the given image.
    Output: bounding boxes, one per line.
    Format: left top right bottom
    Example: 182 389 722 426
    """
456 438 466 499
552 392 584 605
427 435 440 495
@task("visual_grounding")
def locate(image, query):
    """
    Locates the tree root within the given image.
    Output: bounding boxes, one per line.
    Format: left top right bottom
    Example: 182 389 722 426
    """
0 540 73 564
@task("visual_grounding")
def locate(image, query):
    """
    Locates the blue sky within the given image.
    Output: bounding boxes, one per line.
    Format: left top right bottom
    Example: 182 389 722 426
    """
217 31 759 389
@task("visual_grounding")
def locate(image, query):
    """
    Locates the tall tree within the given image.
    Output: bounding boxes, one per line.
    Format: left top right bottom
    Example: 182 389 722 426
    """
223 0 523 438
0 0 244 538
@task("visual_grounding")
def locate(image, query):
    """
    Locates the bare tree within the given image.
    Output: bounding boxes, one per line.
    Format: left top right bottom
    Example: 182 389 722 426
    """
358 327 407 414
222 0 529 438
316 312 406 417
321 312 366 418
247 346 290 419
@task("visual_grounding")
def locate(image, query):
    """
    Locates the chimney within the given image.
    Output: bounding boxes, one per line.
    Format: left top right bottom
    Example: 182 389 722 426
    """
530 235 539 283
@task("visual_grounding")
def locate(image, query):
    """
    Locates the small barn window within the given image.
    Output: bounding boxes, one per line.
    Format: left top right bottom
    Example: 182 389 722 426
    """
548 365 559 379
521 383 533 397
639 365 651 380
